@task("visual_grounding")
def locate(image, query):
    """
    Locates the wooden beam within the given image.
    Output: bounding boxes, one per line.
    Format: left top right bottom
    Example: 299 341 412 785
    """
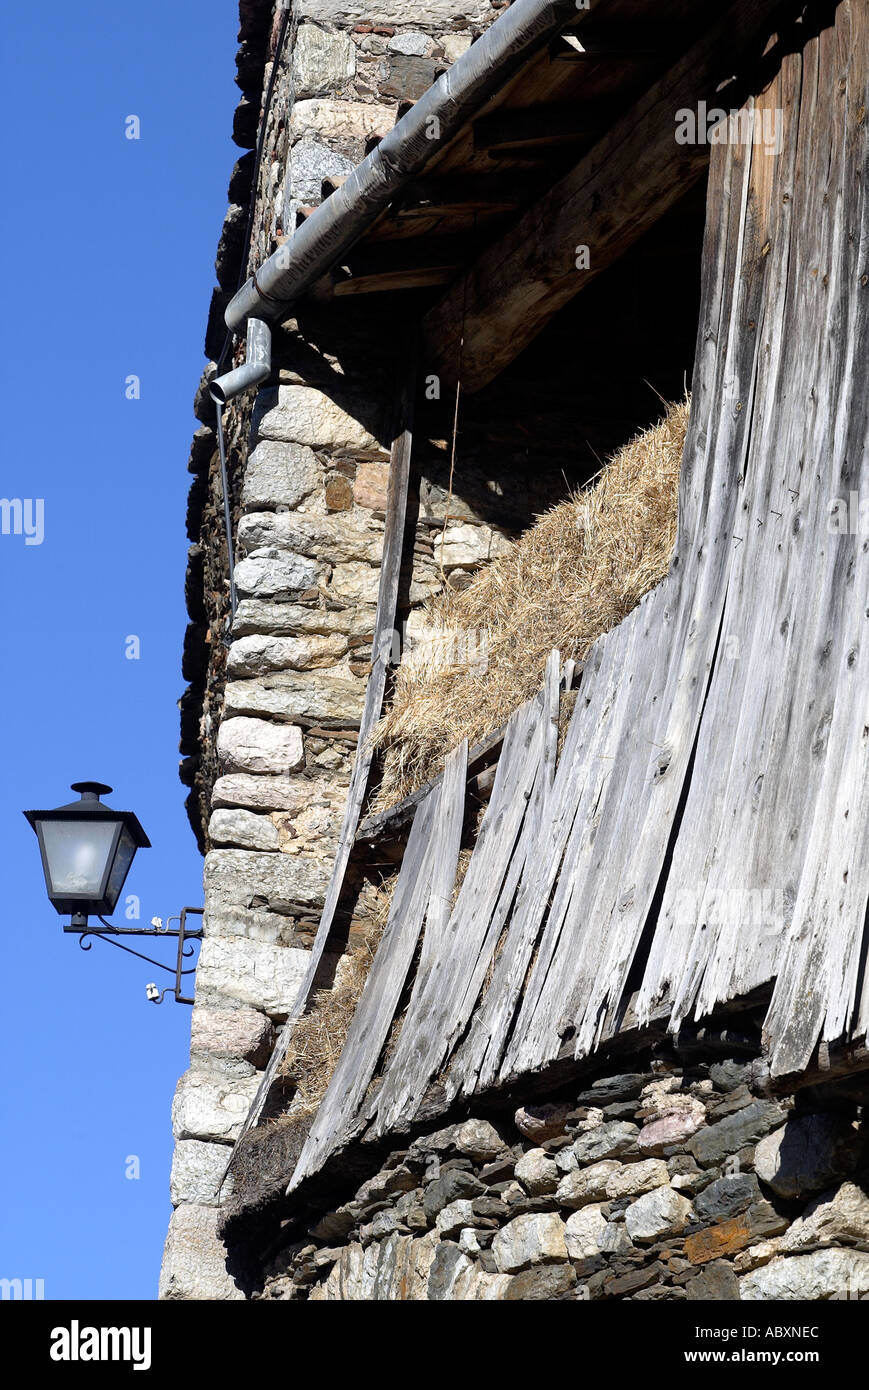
549 21 691 61
424 0 792 391
473 101 615 151
346 235 473 272
332 235 472 294
357 724 508 842
763 1041 869 1099
333 266 457 296
394 175 529 218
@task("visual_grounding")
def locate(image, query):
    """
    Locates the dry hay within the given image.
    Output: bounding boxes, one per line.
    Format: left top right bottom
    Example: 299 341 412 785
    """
278 880 394 1112
371 399 688 808
231 1108 314 1205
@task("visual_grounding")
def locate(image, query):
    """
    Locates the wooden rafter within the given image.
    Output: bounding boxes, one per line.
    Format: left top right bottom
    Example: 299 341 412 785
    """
423 0 796 391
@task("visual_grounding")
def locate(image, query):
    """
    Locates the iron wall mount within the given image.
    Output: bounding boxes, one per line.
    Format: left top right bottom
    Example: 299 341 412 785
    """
65 907 204 1006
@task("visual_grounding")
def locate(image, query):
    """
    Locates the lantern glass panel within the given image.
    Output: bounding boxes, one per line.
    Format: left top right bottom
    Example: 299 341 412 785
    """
40 820 117 897
104 825 137 910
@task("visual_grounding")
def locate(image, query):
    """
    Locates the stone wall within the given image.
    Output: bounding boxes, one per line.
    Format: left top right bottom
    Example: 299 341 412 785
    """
252 1059 869 1301
180 0 511 852
163 0 509 1302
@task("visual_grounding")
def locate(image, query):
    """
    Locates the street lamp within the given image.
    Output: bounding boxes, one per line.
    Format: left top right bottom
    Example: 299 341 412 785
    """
24 781 150 929
24 782 202 1005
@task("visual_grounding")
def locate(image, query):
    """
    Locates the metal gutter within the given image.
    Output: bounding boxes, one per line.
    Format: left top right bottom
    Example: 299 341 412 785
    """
225 0 580 332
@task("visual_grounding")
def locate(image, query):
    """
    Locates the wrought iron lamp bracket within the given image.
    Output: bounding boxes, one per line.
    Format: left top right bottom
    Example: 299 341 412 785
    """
65 907 204 1005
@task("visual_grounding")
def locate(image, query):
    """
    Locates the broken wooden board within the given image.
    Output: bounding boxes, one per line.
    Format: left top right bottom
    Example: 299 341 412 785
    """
637 3 869 1073
289 741 468 1188
356 724 507 843
367 687 547 1137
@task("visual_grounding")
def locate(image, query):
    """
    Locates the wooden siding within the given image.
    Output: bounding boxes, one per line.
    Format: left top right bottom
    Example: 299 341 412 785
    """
285 2 869 1187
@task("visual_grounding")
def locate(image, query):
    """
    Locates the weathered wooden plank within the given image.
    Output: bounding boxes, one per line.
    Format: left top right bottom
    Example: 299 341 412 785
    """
492 2 868 1085
366 744 470 1088
421 742 469 945
289 787 439 1187
222 344 418 1168
663 70 842 1026
290 742 467 1187
447 652 572 1095
369 693 544 1135
499 618 660 1072
756 3 869 1071
424 0 792 391
357 725 506 843
539 649 562 815
497 47 794 1080
637 6 869 1069
766 1040 869 1097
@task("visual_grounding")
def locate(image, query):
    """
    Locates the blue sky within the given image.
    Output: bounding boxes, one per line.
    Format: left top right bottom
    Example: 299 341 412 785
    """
0 2 240 1297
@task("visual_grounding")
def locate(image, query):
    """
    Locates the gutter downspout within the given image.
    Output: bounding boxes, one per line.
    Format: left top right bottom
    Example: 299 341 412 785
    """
224 0 580 333
209 316 271 405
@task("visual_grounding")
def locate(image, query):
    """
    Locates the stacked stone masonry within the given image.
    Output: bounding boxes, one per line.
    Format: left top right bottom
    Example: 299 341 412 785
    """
165 0 510 1301
254 1062 869 1302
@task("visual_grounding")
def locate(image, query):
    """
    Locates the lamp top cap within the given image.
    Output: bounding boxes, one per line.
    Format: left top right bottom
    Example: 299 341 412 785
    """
70 781 113 800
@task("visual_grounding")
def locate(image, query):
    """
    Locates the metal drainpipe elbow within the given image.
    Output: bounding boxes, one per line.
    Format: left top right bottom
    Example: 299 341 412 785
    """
209 317 272 404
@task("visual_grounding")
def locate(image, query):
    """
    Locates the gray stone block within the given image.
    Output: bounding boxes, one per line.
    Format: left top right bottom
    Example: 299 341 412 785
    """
211 773 310 812
388 32 430 56
291 24 356 100
170 1140 235 1206
288 137 356 204
491 1213 568 1273
194 935 309 1018
172 1069 260 1143
237 511 384 563
227 632 348 678
754 1113 864 1199
740 1248 869 1300
190 1003 275 1065
298 0 490 26
624 1187 692 1243
231 599 375 639
572 1120 639 1164
159 1204 245 1300
288 99 395 146
688 1100 786 1167
216 717 305 775
254 385 382 452
780 1180 869 1252
205 847 328 919
694 1173 761 1223
208 808 281 850
224 668 366 724
382 54 438 101
233 551 320 601
241 439 320 512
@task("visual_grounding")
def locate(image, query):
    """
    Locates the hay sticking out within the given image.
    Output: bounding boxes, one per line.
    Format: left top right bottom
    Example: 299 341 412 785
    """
279 882 394 1111
372 399 688 808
